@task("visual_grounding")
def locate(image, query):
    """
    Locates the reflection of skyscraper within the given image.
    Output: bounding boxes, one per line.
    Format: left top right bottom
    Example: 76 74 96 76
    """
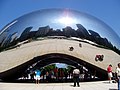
0 20 18 47
76 24 89 39
63 26 77 37
19 27 33 41
29 31 37 38
1 34 13 47
10 32 18 43
0 20 18 35
35 26 50 37
88 30 101 38
88 29 101 42
55 29 64 36
2 32 18 47
99 38 113 48
88 30 113 48
0 32 18 48
0 31 8 46
0 9 119 52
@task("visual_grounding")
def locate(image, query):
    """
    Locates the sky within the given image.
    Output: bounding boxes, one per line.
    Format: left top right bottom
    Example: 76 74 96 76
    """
0 0 120 37
56 63 67 68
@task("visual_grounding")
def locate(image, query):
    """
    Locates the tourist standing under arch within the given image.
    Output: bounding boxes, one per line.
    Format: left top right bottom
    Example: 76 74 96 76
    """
35 69 41 84
73 67 80 87
107 64 113 83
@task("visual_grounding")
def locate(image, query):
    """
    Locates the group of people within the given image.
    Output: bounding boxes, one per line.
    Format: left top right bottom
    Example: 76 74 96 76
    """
25 65 96 86
30 68 73 84
29 67 81 86
95 54 104 61
21 63 120 89
73 63 120 88
107 63 120 89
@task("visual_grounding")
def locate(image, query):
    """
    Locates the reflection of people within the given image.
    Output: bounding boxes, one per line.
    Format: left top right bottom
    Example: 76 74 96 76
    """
107 64 113 83
35 69 41 84
73 67 80 87
69 46 74 51
95 55 104 61
79 43 82 47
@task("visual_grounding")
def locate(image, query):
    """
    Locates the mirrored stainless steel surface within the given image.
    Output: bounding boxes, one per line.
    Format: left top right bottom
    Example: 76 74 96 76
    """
0 9 120 54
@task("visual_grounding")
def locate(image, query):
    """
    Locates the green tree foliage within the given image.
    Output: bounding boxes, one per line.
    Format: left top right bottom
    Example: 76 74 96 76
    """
44 64 56 71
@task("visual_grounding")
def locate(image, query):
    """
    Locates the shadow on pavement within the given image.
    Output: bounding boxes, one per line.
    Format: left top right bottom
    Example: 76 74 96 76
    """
109 89 117 90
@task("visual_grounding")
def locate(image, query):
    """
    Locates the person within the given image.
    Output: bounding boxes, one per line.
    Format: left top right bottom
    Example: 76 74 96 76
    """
30 71 35 81
41 68 46 82
54 67 58 80
107 64 113 83
46 71 49 82
115 63 120 90
35 69 41 84
64 69 68 82
73 67 80 87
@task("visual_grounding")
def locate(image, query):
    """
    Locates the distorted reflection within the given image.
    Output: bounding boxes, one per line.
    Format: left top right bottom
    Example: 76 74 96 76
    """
0 9 120 55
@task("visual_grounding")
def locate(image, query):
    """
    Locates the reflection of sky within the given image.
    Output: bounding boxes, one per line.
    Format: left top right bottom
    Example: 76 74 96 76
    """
1 9 120 49
56 63 67 68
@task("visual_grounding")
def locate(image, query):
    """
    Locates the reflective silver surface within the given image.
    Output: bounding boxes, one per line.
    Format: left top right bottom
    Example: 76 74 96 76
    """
0 9 120 53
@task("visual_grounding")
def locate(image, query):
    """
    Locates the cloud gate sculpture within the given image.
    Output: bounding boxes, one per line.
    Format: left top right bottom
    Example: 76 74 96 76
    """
0 9 120 80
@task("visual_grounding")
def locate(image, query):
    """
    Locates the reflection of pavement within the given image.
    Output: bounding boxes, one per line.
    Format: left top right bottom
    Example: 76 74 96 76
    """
0 81 117 90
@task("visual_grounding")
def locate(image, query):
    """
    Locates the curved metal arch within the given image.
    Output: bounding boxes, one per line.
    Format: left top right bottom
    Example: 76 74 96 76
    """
0 53 108 81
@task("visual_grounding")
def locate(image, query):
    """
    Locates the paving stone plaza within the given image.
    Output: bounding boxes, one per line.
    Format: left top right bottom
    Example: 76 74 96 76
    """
0 81 118 90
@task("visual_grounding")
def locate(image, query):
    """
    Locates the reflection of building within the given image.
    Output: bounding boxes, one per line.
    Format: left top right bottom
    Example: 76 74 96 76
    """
0 39 120 81
0 9 120 81
29 31 37 38
6 32 18 46
0 32 8 47
35 26 50 37
63 26 77 37
0 23 119 54
0 32 17 48
10 32 18 43
19 27 33 41
53 29 64 36
88 30 113 48
88 29 102 43
99 38 113 48
1 34 11 47
88 30 101 38
0 9 119 52
76 24 90 39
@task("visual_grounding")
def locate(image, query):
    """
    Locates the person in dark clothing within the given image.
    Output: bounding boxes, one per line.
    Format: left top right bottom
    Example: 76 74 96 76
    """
46 71 49 82
73 68 80 87
30 71 35 81
64 69 68 82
